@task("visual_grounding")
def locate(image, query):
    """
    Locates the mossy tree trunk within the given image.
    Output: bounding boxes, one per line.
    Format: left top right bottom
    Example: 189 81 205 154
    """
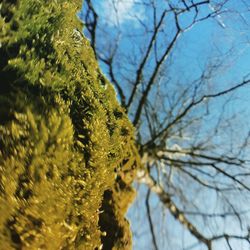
0 0 139 249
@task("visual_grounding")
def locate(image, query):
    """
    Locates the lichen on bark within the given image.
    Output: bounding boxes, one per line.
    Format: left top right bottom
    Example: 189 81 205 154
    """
0 0 139 249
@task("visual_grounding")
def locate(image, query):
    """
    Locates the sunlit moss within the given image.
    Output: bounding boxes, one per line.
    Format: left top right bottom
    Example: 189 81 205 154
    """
0 0 138 249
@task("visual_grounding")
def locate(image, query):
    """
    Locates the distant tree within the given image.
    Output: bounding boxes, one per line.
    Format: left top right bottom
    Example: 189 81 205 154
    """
82 0 250 249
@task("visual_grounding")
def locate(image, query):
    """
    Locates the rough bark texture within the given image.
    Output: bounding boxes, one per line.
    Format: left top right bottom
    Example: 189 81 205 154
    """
0 0 139 249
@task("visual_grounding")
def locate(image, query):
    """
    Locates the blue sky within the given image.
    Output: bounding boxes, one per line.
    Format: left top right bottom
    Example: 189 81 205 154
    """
80 1 250 249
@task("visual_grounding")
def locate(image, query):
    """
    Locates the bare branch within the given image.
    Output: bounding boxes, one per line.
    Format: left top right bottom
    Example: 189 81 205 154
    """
133 27 181 126
146 189 159 250
145 78 250 147
126 10 167 110
137 170 212 250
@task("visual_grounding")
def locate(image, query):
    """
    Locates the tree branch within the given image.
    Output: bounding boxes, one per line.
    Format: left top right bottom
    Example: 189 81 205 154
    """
146 189 159 250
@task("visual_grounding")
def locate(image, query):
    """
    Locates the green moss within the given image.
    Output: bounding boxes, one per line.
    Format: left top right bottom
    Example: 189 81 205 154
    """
0 0 139 249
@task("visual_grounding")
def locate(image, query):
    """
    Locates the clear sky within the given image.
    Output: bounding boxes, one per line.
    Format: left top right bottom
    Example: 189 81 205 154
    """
80 1 250 249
